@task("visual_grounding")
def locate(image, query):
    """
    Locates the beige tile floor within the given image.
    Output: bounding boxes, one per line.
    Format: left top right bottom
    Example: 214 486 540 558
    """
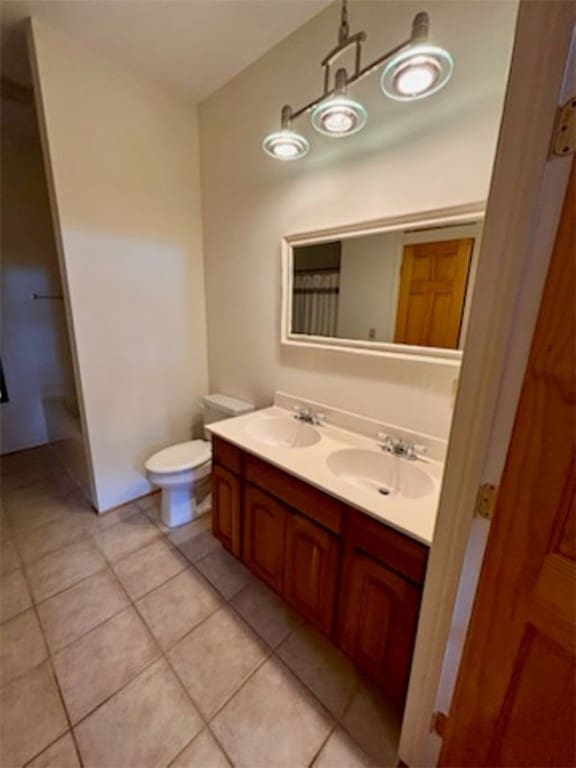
0 446 402 768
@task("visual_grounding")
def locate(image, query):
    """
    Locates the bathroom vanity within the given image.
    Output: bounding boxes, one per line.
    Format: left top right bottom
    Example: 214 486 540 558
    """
208 397 444 702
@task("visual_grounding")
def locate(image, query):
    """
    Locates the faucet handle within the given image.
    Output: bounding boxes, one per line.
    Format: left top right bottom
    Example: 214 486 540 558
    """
377 432 425 460
314 412 326 425
404 442 427 460
412 444 428 460
376 432 394 449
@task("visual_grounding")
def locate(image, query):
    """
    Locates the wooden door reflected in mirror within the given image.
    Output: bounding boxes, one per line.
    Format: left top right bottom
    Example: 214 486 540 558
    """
394 238 473 350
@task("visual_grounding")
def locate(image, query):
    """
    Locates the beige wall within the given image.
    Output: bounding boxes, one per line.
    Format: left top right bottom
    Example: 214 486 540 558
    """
199 0 515 439
29 19 209 511
0 126 76 455
338 231 402 343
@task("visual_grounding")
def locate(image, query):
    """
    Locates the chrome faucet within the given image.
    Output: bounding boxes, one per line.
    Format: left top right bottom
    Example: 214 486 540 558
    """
293 406 325 426
376 433 425 461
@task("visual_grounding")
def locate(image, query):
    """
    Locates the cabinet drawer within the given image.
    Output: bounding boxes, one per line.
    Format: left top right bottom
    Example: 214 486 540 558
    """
245 454 345 535
212 436 243 474
243 484 287 593
346 509 428 585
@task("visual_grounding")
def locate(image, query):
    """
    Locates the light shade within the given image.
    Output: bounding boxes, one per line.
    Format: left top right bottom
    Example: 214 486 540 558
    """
311 95 367 137
380 44 453 101
262 129 310 160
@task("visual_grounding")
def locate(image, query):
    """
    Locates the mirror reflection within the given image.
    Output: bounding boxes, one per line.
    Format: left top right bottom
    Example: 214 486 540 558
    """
290 220 483 350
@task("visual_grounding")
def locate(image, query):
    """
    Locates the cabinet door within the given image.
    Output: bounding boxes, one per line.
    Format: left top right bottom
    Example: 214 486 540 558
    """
339 550 421 701
243 484 286 592
284 512 340 637
212 463 241 556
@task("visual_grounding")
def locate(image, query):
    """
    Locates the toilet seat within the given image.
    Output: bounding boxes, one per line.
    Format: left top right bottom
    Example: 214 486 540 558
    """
145 440 211 474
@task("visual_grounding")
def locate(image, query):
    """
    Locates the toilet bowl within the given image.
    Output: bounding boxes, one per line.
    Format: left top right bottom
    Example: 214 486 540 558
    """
145 440 211 528
145 394 254 528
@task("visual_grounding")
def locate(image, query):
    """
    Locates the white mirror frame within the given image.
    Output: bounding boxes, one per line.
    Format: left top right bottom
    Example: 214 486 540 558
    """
281 203 486 366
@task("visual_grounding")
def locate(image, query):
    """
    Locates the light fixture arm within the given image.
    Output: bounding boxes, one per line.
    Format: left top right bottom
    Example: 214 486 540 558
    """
281 105 293 129
286 5 430 123
411 11 430 43
320 0 367 95
290 33 412 121
338 0 350 45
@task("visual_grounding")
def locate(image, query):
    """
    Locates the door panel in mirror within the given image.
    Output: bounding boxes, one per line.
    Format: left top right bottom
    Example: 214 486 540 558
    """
394 238 473 349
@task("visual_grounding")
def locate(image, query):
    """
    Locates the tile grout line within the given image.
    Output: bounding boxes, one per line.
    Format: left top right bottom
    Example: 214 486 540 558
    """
18 529 95 580
1 460 146 765
21 731 82 768
148 510 349 760
82 519 235 766
39 533 168 742
4 466 376 767
188 551 339 722
204 723 236 768
29 562 111 612
196 552 376 764
14 504 86 767
41 567 132 655
139 506 275 766
10 498 148 577
14 504 163 607
135 508 276 766
3 466 75 498
70 655 163 731
24 505 234 765
308 721 340 768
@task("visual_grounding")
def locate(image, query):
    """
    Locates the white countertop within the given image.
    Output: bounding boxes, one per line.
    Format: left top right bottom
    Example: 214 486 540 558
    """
207 406 444 546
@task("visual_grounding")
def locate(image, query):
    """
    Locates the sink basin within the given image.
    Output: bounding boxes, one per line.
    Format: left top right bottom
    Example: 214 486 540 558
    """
246 417 321 448
326 448 433 499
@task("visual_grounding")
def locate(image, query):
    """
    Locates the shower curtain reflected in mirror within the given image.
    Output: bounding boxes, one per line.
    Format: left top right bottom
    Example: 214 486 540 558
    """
292 270 339 337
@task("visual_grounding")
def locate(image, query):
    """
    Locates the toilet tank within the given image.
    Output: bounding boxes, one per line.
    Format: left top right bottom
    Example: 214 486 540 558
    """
202 394 254 438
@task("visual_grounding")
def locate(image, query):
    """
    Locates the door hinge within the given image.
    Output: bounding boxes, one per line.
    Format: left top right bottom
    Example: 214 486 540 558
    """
474 483 497 520
431 710 449 738
551 96 576 158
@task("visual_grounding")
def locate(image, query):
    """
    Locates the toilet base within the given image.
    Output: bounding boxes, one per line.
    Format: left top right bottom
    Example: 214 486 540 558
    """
160 485 197 528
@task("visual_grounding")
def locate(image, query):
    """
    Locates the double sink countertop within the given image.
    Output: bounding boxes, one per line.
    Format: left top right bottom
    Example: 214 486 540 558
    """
207 404 445 546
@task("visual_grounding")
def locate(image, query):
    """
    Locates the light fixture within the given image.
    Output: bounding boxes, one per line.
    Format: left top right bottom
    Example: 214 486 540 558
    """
262 106 310 160
262 1 454 160
380 44 453 101
311 68 367 137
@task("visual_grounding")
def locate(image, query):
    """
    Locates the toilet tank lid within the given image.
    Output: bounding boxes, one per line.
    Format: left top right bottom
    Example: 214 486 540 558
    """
202 394 254 416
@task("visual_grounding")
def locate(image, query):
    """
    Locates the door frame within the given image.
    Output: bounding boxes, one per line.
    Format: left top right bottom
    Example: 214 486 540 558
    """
399 3 576 765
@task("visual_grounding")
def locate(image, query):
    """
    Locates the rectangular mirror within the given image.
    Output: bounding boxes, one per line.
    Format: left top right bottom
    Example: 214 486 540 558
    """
281 205 485 365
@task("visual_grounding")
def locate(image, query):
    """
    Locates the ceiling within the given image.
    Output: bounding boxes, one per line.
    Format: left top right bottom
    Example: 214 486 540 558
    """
1 0 332 102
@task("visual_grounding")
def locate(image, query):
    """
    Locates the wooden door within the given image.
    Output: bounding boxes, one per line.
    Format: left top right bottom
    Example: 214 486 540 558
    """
339 549 421 701
243 484 286 592
212 463 241 556
394 238 473 349
283 512 340 636
440 163 575 766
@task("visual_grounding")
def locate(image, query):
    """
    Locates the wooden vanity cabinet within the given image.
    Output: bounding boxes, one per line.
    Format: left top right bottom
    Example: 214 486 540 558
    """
338 509 428 701
211 436 429 702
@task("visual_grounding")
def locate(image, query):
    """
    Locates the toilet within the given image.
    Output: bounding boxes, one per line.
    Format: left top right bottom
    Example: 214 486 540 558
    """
145 394 253 528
